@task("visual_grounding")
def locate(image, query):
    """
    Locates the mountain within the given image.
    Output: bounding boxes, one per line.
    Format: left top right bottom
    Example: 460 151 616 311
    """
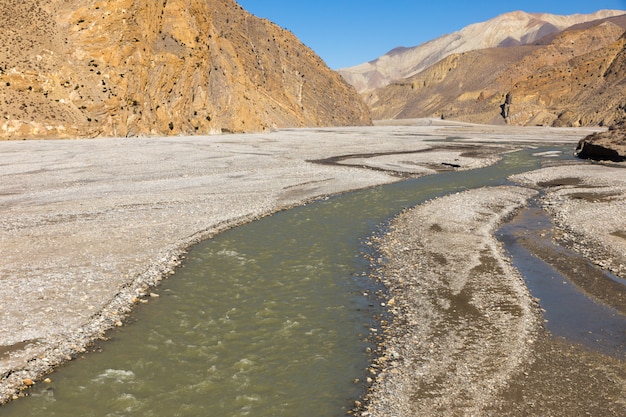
0 0 370 139
366 15 626 127
338 10 626 93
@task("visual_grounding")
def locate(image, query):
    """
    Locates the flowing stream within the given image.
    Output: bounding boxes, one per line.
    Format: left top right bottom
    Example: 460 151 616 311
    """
4 146 618 416
497 207 626 355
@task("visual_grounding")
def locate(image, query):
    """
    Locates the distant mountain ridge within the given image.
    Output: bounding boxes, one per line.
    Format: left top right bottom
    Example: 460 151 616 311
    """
339 10 626 93
365 15 626 127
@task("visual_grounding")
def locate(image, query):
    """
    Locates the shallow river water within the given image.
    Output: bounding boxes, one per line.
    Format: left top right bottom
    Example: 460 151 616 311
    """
3 146 607 416
497 207 626 356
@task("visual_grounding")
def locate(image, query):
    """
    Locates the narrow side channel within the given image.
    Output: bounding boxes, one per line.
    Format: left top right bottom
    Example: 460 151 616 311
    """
497 205 626 356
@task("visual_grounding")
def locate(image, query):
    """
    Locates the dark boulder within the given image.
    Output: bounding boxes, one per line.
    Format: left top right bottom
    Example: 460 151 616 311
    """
575 127 626 162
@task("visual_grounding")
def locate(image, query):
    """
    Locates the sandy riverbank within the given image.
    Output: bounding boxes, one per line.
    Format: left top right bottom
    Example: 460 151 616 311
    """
362 151 626 415
0 120 617 408
363 186 542 415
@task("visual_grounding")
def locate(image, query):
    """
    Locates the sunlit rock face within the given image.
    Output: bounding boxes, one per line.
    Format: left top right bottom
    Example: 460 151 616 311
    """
364 16 626 127
338 10 626 93
0 0 371 139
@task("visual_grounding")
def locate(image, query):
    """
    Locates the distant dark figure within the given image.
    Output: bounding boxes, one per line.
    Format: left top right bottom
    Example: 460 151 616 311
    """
500 92 512 120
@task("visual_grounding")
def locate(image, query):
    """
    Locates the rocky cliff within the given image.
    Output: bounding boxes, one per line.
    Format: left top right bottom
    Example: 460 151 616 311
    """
366 15 626 127
339 10 625 93
0 0 370 139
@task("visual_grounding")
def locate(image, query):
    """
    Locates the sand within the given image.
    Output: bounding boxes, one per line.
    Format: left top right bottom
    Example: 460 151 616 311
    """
362 186 542 415
362 184 626 416
361 135 626 415
1 120 623 413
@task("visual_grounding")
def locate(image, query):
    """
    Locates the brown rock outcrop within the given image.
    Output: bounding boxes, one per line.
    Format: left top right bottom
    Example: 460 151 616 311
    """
0 0 370 139
575 126 626 161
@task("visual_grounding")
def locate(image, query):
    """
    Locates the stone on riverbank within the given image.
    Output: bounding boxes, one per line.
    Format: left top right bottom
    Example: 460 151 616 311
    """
575 126 626 162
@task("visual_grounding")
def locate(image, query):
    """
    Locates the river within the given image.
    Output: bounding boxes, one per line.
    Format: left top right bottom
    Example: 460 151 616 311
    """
4 145 619 416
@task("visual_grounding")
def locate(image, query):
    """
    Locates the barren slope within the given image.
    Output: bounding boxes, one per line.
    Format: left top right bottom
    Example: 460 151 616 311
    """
367 18 626 127
0 0 370 139
339 10 625 93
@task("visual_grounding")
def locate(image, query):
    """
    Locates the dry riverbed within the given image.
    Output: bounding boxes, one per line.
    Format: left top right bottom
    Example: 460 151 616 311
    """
363 186 542 415
361 146 626 416
1 120 624 414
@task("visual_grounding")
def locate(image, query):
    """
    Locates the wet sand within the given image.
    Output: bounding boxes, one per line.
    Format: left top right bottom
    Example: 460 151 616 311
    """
1 120 623 412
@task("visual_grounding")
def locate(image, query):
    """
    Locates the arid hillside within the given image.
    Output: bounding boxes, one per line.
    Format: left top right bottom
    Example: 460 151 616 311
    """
0 0 370 139
366 16 626 127
339 10 625 93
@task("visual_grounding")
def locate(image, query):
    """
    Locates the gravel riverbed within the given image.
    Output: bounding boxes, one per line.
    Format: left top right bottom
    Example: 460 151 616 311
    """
362 183 626 416
361 145 626 416
363 186 542 416
1 120 623 414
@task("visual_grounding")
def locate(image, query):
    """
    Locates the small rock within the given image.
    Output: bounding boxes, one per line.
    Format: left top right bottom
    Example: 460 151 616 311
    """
23 378 34 386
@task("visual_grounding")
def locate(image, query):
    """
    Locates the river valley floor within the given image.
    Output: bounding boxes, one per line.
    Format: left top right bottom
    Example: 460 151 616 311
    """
1 119 625 414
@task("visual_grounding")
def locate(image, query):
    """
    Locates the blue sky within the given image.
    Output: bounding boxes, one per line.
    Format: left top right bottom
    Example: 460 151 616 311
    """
236 0 626 69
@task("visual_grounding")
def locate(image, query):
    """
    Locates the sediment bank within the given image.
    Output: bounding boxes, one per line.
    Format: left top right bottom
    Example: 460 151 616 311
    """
362 157 626 416
0 121 615 409
363 186 542 415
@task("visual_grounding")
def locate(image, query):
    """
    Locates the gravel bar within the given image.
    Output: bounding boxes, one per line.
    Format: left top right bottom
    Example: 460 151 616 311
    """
0 120 613 408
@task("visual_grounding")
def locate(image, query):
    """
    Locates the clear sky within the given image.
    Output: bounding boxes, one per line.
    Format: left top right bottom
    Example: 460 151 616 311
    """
236 0 626 69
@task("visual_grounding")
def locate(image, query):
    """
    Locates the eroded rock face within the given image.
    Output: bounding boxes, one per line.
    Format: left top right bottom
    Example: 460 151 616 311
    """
575 127 626 162
0 0 370 139
339 10 626 93
366 16 626 127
